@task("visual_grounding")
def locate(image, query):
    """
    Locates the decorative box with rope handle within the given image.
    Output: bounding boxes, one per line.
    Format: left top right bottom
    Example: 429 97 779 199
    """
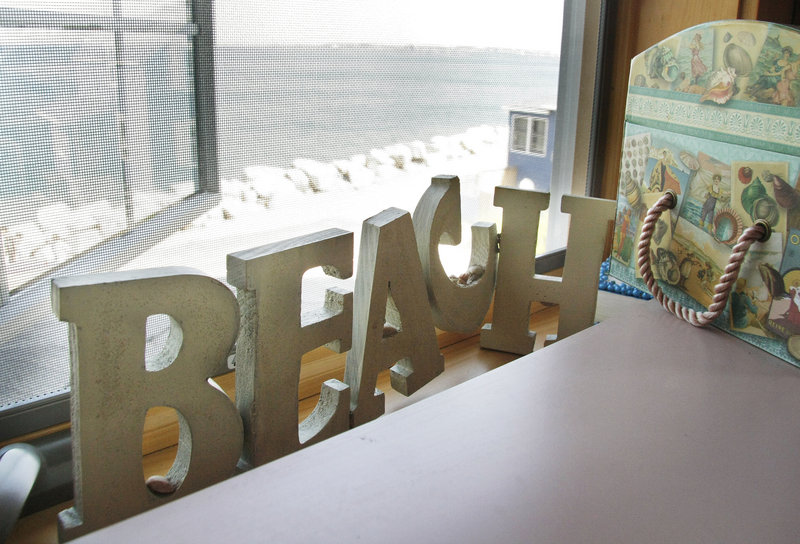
610 19 800 367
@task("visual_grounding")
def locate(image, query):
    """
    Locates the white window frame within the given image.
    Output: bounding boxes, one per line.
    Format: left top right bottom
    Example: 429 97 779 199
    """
0 0 608 441
547 0 606 250
0 0 219 440
510 114 548 157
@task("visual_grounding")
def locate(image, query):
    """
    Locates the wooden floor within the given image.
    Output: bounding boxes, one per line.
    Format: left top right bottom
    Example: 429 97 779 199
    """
8 295 633 543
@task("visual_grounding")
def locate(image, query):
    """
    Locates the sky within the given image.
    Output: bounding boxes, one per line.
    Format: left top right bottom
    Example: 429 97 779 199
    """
214 0 565 53
0 0 564 53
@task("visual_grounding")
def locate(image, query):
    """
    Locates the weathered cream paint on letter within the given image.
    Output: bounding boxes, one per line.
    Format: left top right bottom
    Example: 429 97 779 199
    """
52 267 242 541
481 189 614 354
345 208 444 427
413 175 497 332
227 228 352 468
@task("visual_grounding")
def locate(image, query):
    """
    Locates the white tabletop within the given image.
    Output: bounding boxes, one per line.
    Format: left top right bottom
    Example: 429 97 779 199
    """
75 298 800 543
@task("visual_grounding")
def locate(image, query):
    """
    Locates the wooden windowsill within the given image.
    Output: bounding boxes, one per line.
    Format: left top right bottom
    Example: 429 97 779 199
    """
10 287 655 544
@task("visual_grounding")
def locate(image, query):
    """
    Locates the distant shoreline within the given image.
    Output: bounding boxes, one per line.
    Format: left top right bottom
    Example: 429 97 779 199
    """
215 44 558 177
216 42 561 58
2 125 509 292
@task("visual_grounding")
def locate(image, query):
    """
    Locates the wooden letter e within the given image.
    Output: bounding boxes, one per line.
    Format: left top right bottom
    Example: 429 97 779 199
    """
227 229 353 468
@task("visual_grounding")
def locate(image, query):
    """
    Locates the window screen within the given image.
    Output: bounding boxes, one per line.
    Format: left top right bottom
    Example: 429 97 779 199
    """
0 1 204 432
0 0 563 435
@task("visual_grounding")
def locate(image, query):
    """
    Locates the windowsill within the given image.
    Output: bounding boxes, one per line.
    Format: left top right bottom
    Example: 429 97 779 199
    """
8 290 647 543
11 286 635 543
509 150 547 158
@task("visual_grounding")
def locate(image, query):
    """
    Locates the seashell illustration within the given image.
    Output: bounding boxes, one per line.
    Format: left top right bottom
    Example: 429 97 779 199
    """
763 172 800 209
741 176 767 215
700 66 737 104
724 43 753 77
738 166 753 184
713 208 743 244
646 45 679 82
737 31 756 48
653 218 668 244
663 64 678 82
624 175 642 208
750 196 779 224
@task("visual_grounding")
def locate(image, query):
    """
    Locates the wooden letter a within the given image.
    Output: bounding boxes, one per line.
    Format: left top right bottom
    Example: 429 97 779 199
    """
345 208 444 427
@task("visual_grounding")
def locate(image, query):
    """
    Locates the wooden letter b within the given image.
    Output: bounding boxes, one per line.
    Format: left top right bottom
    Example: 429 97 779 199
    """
52 268 243 541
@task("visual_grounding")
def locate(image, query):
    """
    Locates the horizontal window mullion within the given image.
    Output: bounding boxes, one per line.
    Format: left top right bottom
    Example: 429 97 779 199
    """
0 7 197 35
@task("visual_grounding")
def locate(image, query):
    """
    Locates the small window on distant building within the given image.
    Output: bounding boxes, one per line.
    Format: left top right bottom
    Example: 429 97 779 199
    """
510 114 548 156
511 115 529 152
529 118 547 155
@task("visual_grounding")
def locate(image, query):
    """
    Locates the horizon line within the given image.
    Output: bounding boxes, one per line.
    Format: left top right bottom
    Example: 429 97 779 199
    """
216 42 561 56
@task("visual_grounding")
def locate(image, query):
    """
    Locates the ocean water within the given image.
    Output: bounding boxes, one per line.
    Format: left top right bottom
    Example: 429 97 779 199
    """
0 43 560 410
215 45 560 178
0 43 559 194
0 42 559 288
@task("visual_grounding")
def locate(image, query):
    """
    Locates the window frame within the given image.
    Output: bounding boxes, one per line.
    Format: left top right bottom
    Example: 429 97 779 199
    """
510 114 548 157
545 0 606 251
0 0 606 442
0 0 219 441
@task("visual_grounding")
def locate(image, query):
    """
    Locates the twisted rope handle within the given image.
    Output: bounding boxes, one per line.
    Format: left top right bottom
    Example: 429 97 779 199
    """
637 190 771 327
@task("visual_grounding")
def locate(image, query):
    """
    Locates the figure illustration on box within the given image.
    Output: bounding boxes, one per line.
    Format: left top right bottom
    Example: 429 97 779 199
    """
677 152 731 237
785 277 800 327
726 228 785 337
767 272 800 338
648 149 682 194
689 33 708 85
613 206 635 264
746 32 800 106
677 252 697 288
774 55 797 106
700 174 726 231
766 239 800 339
730 278 767 332
698 261 716 296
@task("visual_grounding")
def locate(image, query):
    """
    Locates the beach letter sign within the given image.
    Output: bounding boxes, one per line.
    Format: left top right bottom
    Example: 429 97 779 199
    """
51 177 613 540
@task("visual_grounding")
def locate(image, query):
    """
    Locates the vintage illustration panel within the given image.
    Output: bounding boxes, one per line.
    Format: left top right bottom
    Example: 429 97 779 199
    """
610 20 800 367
